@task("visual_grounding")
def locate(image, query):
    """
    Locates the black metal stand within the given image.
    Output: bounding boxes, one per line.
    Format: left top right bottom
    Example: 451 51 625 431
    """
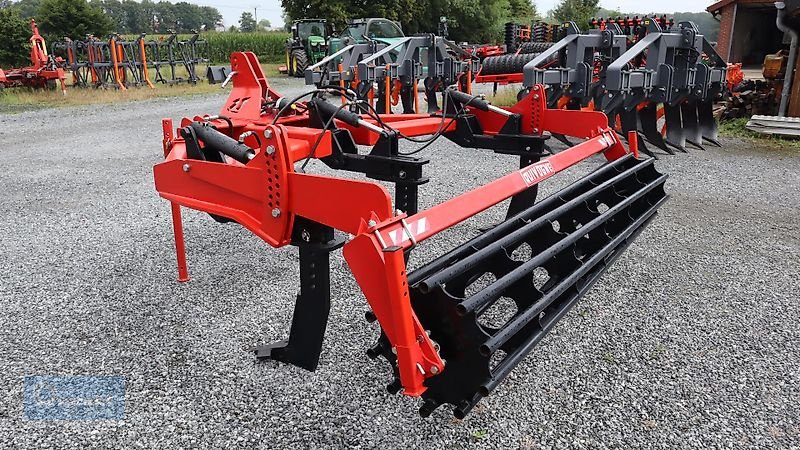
506 155 540 219
254 218 344 371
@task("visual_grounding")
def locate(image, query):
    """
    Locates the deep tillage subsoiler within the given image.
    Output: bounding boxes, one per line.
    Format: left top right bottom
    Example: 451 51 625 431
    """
305 35 478 115
154 52 668 418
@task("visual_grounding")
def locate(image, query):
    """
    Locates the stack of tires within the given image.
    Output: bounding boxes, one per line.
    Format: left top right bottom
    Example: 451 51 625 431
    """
481 53 540 75
518 41 554 54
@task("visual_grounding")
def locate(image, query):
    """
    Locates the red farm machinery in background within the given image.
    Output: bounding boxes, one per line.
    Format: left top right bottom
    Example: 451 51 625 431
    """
0 20 66 93
153 52 668 418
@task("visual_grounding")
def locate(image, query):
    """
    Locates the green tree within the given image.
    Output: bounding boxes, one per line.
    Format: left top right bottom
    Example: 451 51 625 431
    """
239 11 256 32
0 7 31 67
8 0 42 19
154 1 177 32
445 0 511 43
510 0 538 22
120 0 154 33
280 0 353 32
550 0 599 29
90 0 127 32
257 19 271 31
37 0 114 39
199 6 222 31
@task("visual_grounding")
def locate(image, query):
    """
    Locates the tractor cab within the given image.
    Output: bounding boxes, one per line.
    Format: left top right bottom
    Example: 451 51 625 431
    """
329 18 405 54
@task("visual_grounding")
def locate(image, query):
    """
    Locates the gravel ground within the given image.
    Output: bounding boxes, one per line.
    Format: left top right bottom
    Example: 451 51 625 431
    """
0 78 799 449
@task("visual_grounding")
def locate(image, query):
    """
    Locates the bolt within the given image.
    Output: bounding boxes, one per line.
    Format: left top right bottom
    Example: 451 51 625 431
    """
368 219 377 228
264 129 273 139
271 208 281 218
391 347 397 355
430 366 440 375
182 163 191 172
266 145 276 155
533 94 540 100
398 170 407 179
300 229 311 242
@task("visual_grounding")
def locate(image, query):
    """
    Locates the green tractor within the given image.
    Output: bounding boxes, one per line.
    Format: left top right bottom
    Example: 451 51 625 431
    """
328 18 405 54
284 19 329 77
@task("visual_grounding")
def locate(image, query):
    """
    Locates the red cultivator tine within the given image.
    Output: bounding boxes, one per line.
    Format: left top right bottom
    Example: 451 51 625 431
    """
618 108 654 158
153 52 669 418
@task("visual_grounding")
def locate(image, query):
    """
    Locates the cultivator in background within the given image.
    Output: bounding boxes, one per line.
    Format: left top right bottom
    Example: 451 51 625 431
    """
0 19 66 93
52 31 208 89
306 35 478 114
590 16 675 34
525 19 726 155
153 52 668 418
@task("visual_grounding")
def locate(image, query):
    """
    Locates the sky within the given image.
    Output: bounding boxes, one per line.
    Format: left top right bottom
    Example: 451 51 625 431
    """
182 0 708 29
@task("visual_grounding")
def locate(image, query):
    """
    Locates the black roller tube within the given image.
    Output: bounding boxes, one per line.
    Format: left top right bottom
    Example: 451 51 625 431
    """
414 157 651 294
479 211 657 397
189 122 255 164
456 174 666 316
478 194 667 357
406 155 638 287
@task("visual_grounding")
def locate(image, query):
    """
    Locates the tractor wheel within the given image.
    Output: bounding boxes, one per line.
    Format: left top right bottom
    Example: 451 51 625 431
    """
291 49 308 78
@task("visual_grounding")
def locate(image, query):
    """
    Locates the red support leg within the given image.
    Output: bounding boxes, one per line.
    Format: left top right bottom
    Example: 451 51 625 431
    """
169 202 190 282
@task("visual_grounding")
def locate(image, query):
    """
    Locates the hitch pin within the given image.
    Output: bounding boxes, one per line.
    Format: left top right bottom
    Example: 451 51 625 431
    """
221 71 237 88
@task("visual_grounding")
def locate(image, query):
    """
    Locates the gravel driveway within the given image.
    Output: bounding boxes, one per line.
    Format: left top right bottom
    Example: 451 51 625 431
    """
0 79 798 449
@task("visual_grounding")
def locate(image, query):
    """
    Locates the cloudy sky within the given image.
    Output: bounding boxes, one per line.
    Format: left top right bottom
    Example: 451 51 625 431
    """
185 0 708 28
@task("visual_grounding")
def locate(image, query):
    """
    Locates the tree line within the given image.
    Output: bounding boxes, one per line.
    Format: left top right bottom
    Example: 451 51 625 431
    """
280 0 540 44
2 0 222 37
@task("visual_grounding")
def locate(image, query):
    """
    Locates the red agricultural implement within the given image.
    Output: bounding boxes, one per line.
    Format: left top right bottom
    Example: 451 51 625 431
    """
0 19 66 93
154 52 668 418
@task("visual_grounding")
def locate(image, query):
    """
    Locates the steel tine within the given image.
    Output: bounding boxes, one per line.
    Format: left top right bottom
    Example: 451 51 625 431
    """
638 103 673 154
664 104 687 152
681 101 705 149
698 100 722 146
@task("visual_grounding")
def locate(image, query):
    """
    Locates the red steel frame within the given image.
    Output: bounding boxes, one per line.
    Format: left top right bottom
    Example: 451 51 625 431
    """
154 52 631 397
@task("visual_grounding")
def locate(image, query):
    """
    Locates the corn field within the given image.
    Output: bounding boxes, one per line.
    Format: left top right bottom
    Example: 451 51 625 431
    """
205 32 289 63
149 32 289 64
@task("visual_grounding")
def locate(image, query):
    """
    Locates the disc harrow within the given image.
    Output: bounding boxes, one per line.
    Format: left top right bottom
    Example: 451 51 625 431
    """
153 52 668 418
